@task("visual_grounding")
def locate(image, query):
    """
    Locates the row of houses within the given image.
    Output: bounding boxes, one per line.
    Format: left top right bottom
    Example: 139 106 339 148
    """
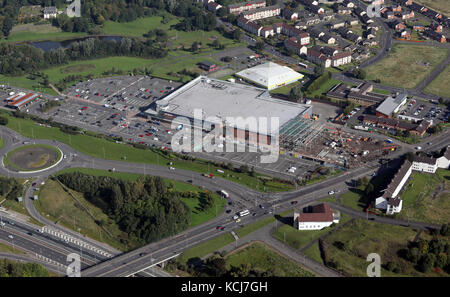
362 114 431 137
396 0 450 28
304 45 352 68
375 147 450 214
389 15 447 42
237 17 312 42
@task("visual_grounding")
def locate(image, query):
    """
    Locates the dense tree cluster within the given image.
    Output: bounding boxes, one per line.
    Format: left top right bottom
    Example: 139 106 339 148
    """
402 236 450 273
56 172 191 244
0 177 24 201
0 259 50 277
0 37 167 76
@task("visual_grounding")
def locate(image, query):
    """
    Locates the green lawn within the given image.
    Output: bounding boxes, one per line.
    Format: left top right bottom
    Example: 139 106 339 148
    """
272 213 351 250
0 137 4 149
415 0 450 15
397 169 450 225
225 242 315 277
365 44 449 89
35 178 136 251
1 112 291 192
235 209 294 238
4 23 86 43
303 242 322 264
270 80 303 96
321 219 445 276
4 144 61 172
339 190 369 212
177 233 235 265
424 63 450 98
307 78 343 98
0 242 25 254
102 16 179 37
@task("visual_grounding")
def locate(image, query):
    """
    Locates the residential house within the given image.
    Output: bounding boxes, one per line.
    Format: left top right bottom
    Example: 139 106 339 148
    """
423 29 446 43
320 32 336 44
207 1 222 11
228 0 266 14
346 18 359 26
43 6 57 19
293 203 339 230
283 9 299 20
284 37 308 55
242 5 281 21
329 19 346 29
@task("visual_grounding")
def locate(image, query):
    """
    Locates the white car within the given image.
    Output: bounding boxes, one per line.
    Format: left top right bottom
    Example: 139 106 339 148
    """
8 235 13 239
169 166 175 170
415 146 422 150
233 215 239 220
328 191 335 195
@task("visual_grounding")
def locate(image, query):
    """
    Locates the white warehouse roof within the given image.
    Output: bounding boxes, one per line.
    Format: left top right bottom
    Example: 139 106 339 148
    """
146 76 311 134
376 93 408 117
236 62 304 90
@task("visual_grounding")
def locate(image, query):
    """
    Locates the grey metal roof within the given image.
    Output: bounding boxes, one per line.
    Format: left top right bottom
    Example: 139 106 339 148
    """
375 93 408 116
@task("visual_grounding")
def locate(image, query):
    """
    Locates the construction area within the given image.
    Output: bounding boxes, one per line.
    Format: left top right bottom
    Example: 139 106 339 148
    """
279 118 398 168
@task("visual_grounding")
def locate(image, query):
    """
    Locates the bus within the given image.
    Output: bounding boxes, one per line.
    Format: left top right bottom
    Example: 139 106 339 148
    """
220 190 229 198
239 209 250 217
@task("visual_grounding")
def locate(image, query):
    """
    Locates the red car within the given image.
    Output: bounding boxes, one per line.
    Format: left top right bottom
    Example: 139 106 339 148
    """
146 133 151 136
139 134 144 137
139 141 144 144
216 226 224 230
81 106 88 110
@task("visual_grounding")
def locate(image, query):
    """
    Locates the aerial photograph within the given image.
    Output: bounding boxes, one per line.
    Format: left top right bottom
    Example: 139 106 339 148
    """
0 0 448 290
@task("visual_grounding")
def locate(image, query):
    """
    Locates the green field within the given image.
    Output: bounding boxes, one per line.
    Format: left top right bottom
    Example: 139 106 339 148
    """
4 144 61 172
272 213 351 250
102 16 178 37
415 0 450 15
225 242 315 277
0 242 25 254
303 242 322 263
35 178 135 251
365 44 449 89
321 219 445 276
424 63 450 98
0 53 220 93
308 78 343 97
235 209 293 238
0 137 4 149
177 233 235 265
1 112 292 192
397 169 450 225
5 23 86 43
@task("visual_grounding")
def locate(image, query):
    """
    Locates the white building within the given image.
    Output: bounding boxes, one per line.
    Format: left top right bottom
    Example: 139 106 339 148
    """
293 203 339 230
43 6 57 19
236 62 304 90
376 147 450 214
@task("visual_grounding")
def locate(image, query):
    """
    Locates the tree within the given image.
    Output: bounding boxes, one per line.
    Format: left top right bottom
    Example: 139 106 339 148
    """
191 41 200 52
418 254 436 273
255 40 265 51
232 29 242 41
314 65 324 77
206 257 227 276
440 224 449 236
0 116 8 125
2 17 13 38
352 68 366 79
364 183 374 196
288 86 303 101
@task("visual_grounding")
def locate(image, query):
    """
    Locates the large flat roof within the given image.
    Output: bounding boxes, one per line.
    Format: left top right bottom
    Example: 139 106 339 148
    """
146 76 311 133
235 62 304 90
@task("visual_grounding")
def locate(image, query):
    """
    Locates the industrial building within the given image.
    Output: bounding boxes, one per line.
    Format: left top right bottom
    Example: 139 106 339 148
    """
376 93 408 117
144 76 312 148
235 62 304 90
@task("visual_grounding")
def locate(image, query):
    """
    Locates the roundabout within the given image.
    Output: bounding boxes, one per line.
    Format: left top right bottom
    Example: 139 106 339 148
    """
3 144 63 173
